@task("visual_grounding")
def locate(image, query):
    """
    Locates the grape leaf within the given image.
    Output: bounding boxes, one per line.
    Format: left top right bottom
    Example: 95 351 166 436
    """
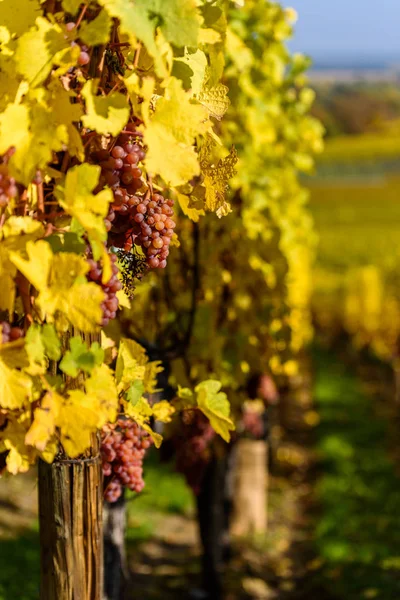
197 81 230 120
0 359 32 409
61 0 81 15
199 140 237 216
59 337 104 377
25 324 47 374
84 364 118 425
152 400 175 423
126 380 145 406
79 10 112 46
58 389 101 457
10 241 104 332
15 17 78 87
0 0 42 37
25 391 58 452
143 78 208 185
195 380 235 442
176 192 205 223
0 87 83 184
41 324 61 361
99 0 200 75
81 79 130 136
173 49 207 95
115 338 147 392
57 163 112 254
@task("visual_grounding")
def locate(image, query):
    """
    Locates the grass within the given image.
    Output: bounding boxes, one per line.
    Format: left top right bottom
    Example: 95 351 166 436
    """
313 348 400 599
125 450 194 542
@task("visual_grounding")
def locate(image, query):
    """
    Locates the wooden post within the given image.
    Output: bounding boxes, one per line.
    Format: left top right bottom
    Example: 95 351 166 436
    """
38 435 103 600
39 330 104 600
230 439 268 536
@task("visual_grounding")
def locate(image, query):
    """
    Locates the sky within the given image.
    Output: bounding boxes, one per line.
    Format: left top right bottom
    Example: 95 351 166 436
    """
285 0 400 66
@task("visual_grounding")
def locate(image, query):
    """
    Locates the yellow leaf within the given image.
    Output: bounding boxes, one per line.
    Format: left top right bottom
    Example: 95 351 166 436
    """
57 389 99 457
116 288 131 309
0 359 32 409
116 338 147 392
152 401 175 423
10 242 104 332
99 0 200 76
197 82 230 120
200 140 237 216
199 28 221 45
85 364 118 426
0 0 42 37
142 77 208 185
57 164 112 251
15 17 75 87
0 89 82 184
176 191 205 222
143 360 163 394
61 0 81 15
81 79 130 136
79 10 112 46
195 380 235 442
173 49 207 96
10 239 52 291
124 398 163 448
25 390 59 452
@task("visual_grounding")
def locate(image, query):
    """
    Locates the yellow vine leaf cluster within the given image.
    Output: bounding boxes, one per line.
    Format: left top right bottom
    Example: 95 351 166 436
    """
123 1 324 421
0 0 237 472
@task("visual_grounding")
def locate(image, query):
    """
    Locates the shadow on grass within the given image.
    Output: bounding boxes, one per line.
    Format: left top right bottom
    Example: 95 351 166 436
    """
0 530 39 600
313 347 400 599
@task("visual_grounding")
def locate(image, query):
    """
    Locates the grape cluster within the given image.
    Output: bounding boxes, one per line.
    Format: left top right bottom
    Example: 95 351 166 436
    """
174 410 216 494
0 166 17 208
65 22 90 66
86 252 122 327
92 125 176 269
0 322 24 344
101 419 152 503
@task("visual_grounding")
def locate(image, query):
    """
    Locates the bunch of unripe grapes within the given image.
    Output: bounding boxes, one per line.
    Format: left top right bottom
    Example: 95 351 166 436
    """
86 252 122 327
1 322 24 344
0 164 18 208
92 125 176 269
101 419 152 503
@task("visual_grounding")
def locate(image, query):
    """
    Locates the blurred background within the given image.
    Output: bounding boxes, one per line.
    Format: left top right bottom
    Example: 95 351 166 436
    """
1 2 400 600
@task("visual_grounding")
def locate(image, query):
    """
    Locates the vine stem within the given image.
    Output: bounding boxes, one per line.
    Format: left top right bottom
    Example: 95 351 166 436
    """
37 182 45 213
76 3 88 28
133 42 142 69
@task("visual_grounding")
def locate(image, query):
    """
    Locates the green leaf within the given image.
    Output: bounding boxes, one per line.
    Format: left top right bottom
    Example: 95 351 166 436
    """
59 337 104 377
61 0 81 15
41 324 61 361
81 79 130 136
126 380 145 406
79 10 112 46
